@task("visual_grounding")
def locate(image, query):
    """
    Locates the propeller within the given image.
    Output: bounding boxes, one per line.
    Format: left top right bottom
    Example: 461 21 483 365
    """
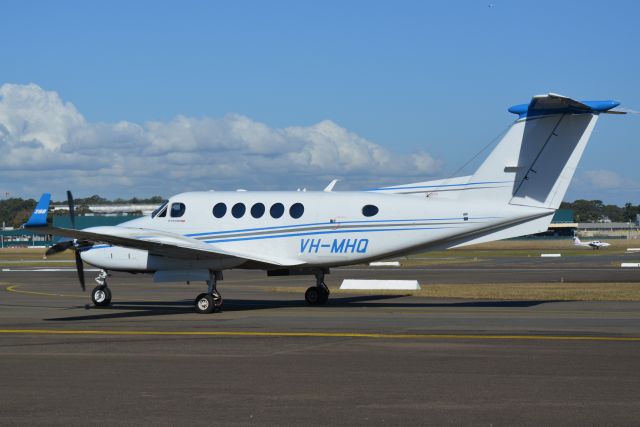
45 191 89 291
67 191 86 291
74 250 85 291
45 239 74 256
67 190 76 229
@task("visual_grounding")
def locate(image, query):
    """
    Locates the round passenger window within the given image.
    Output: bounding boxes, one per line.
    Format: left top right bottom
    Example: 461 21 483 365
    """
212 203 227 218
289 203 304 219
232 203 246 218
270 203 285 218
170 202 186 218
251 203 265 218
362 205 379 217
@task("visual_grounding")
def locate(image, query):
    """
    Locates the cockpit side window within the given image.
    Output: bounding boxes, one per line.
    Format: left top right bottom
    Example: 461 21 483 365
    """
152 201 168 218
170 202 186 218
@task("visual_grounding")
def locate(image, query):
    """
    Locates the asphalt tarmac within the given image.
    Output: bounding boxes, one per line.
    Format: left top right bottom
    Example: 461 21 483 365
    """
1 257 640 425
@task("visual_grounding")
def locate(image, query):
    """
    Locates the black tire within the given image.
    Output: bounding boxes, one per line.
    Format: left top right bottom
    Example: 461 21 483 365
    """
305 287 329 305
91 285 111 307
305 286 320 304
195 293 215 314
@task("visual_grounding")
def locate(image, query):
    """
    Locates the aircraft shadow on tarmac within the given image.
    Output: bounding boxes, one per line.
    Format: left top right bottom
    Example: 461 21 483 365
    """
45 295 557 322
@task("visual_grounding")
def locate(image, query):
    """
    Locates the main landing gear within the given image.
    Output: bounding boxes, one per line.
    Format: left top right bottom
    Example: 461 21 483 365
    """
305 271 330 305
195 270 224 314
91 270 112 307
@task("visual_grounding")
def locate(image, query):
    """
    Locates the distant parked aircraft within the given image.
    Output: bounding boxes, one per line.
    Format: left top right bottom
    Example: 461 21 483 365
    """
573 236 611 250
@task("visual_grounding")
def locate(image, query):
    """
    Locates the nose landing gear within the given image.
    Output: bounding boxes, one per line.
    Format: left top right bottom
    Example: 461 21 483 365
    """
91 270 112 307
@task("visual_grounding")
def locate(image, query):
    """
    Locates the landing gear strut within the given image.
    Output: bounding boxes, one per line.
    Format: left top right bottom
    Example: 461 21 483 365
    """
91 269 111 307
195 270 223 314
305 271 330 305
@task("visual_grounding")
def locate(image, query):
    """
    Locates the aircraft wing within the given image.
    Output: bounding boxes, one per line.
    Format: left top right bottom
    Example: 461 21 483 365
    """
24 194 304 267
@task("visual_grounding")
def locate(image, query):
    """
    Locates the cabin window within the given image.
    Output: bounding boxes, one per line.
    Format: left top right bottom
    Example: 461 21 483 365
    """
212 203 227 218
270 203 284 218
152 201 168 218
232 203 246 218
170 203 186 218
251 203 265 218
289 203 304 219
362 204 379 217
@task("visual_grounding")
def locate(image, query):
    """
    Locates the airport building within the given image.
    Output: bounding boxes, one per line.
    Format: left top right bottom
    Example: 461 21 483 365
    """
0 214 142 248
543 209 639 239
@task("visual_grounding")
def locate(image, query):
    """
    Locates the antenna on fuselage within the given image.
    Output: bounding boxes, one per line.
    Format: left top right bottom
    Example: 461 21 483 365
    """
324 179 339 192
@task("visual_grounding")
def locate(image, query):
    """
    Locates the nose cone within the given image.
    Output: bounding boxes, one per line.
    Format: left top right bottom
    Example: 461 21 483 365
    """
79 246 104 267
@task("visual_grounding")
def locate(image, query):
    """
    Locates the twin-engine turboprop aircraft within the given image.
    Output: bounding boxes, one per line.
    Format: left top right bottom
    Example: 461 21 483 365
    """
25 93 625 313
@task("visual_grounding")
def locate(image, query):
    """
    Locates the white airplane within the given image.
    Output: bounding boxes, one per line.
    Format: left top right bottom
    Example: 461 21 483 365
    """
573 236 611 250
25 93 625 313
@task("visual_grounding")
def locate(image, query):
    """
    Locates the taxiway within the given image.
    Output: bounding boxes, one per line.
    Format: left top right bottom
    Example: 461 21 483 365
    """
1 257 639 425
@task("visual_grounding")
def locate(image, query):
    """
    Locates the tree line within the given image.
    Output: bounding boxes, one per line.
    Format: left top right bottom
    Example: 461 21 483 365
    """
559 200 639 223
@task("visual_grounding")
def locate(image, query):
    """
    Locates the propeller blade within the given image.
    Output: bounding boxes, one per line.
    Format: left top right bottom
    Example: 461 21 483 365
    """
67 190 76 229
45 240 74 256
74 251 85 291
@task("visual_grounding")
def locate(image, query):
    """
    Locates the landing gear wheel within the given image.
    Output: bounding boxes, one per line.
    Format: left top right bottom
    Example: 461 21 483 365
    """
195 293 215 314
91 285 111 307
305 286 329 305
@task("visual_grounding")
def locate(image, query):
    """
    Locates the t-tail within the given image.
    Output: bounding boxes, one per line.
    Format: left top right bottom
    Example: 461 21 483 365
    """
450 93 621 247
462 93 620 209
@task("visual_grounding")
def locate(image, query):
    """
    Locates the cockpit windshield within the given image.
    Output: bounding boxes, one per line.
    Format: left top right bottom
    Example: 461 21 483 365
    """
151 200 169 218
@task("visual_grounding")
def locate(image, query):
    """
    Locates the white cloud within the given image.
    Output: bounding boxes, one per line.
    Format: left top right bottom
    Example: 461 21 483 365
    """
0 83 442 198
582 169 630 190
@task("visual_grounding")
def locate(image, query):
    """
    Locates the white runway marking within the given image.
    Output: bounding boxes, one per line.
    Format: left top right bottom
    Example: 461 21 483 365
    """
341 279 420 290
369 261 401 267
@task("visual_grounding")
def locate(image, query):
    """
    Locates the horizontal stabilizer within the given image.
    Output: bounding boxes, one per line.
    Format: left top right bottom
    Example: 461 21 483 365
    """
508 93 619 119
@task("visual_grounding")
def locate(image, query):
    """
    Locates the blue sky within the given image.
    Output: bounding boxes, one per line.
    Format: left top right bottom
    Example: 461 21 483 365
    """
1 0 638 203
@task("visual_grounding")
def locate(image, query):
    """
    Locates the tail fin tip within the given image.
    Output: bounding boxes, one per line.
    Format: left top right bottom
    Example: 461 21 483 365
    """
25 193 51 228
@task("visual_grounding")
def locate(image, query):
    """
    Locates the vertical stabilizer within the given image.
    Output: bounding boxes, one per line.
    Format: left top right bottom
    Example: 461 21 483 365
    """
462 94 618 210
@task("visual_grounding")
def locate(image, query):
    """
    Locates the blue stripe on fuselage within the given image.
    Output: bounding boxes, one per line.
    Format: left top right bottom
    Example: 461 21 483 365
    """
185 216 498 238
203 226 457 244
367 181 512 192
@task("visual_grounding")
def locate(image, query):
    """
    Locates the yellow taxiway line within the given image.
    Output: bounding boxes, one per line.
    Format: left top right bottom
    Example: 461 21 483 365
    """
0 329 638 341
5 284 85 298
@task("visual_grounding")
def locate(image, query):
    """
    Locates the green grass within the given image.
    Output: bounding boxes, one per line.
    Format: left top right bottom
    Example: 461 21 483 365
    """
0 247 73 262
270 283 640 302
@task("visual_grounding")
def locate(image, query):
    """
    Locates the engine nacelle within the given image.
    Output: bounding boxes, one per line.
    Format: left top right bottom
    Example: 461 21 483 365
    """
81 245 149 271
80 245 245 272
